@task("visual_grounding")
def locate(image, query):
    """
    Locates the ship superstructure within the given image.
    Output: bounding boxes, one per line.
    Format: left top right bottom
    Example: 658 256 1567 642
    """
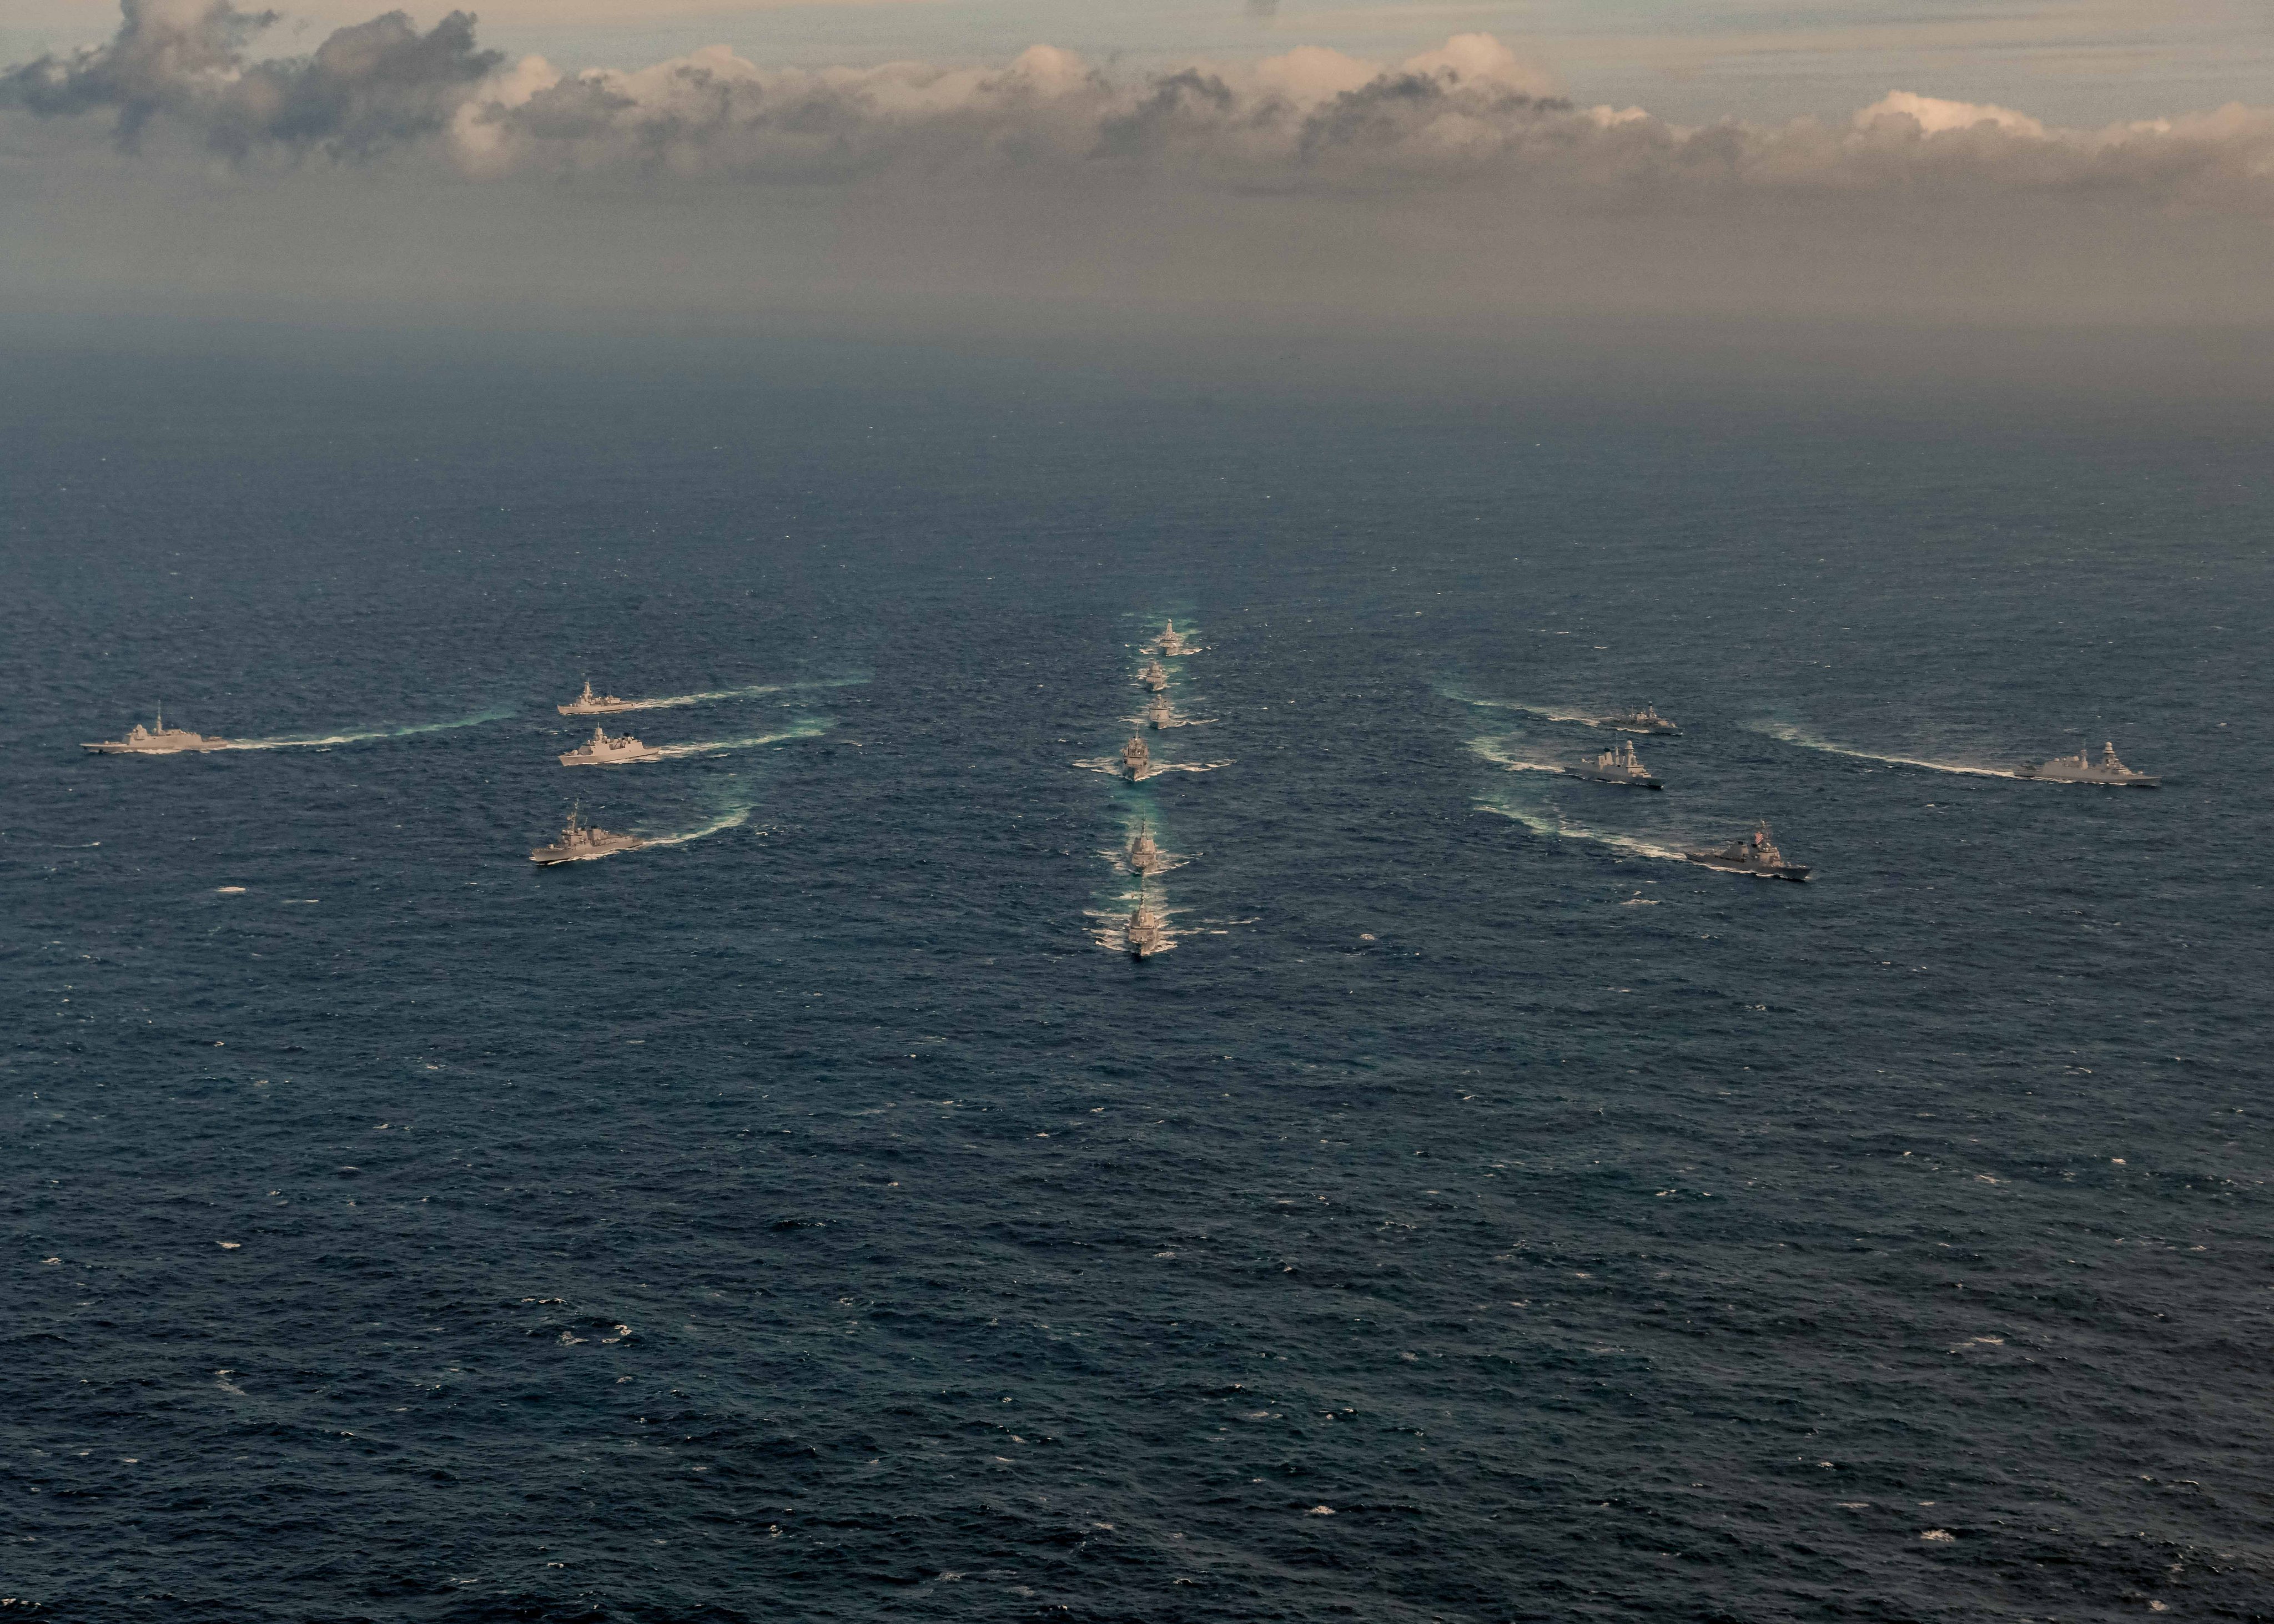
83 709 230 754
2016 741 2159 788
1683 821 1809 881
530 805 645 864
559 725 663 766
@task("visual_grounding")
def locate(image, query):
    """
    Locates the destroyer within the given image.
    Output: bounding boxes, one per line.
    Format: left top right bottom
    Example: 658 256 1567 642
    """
530 805 645 864
1145 695 1176 730
1683 821 1809 881
2015 741 2159 788
1120 735 1151 780
560 725 663 766
1566 738 1661 789
83 709 230 754
1125 820 1165 876
1125 882 1170 960
1151 620 1196 657
1138 660 1170 693
1597 703 1679 735
559 679 636 717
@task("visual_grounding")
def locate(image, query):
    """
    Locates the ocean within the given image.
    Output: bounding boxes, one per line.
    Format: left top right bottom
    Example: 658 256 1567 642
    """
6 340 2270 1620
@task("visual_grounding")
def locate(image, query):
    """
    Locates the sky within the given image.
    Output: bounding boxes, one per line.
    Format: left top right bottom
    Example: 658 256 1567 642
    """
3 1 2272 371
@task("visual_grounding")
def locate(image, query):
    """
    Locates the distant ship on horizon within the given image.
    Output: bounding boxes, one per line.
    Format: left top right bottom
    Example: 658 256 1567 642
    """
2015 740 2159 787
1596 704 1679 735
559 679 637 716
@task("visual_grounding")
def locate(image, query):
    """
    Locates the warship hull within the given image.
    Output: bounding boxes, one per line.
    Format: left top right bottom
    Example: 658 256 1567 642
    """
561 749 663 766
83 738 230 754
558 701 637 717
1565 768 1662 789
531 838 644 865
1601 719 1679 736
2014 766 2160 787
1683 853 1809 881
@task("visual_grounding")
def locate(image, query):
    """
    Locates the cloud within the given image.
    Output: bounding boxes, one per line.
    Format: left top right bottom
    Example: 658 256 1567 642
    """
1 0 501 158
5 2 2274 220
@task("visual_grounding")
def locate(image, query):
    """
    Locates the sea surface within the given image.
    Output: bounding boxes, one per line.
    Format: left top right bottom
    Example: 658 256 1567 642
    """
5 343 2271 1621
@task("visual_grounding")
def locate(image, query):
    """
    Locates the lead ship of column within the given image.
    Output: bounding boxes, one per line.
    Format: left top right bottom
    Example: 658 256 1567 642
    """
1683 821 1809 881
83 709 231 753
530 804 645 864
2014 740 2159 787
559 679 636 716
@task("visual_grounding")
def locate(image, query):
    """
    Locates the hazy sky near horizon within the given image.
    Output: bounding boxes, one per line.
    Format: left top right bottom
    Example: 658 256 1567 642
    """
4 1 2273 354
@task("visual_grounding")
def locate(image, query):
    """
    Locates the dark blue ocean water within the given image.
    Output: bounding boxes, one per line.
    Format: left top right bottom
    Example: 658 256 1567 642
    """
6 345 2271 1621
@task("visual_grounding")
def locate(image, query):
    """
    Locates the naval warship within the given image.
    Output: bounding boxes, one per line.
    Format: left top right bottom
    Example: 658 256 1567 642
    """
560 725 663 766
1683 821 1809 881
1145 695 1175 730
1139 660 1170 693
2015 740 2159 788
559 679 635 717
83 709 230 754
1125 820 1164 875
1566 738 1661 789
530 805 645 864
1125 882 1170 960
1120 735 1151 780
1151 620 1195 656
1597 704 1679 735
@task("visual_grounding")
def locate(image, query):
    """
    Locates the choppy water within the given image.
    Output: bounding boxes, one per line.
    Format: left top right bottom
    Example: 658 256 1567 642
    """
5 348 2271 1620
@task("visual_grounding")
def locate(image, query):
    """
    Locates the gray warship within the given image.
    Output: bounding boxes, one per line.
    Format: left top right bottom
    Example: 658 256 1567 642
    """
2015 741 2159 788
1566 738 1661 789
559 679 636 717
1125 820 1164 875
83 709 230 754
1683 821 1809 881
560 725 664 766
1120 735 1151 780
1139 660 1170 693
1145 695 1175 730
1151 620 1196 657
1125 882 1170 960
1597 703 1679 735
530 805 645 865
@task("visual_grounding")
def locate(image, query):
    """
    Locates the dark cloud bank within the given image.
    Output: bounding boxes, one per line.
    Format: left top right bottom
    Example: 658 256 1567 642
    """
6 1 2274 356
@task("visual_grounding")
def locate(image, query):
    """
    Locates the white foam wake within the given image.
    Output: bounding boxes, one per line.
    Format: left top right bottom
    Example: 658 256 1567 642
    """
1073 756 1232 780
1444 689 1599 726
641 807 753 848
1468 736 1564 775
1478 797 1687 863
1747 720 2021 779
224 709 513 750
603 677 865 712
653 721 828 759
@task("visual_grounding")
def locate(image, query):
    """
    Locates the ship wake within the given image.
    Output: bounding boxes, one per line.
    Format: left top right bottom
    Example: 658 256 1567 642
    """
1443 689 1601 727
641 807 754 848
1747 720 2020 779
225 708 514 750
1478 795 1687 863
606 677 866 712
1073 756 1231 780
653 720 828 758
1468 735 1565 775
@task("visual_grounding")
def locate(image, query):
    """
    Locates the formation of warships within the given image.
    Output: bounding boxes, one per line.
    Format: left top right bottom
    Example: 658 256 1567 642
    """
76 634 2161 913
1505 700 2160 882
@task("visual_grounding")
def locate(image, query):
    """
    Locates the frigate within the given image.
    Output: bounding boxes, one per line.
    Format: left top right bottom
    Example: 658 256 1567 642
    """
530 805 645 864
559 725 663 766
1151 620 1195 657
1145 695 1175 730
1125 820 1164 875
1566 738 1661 789
83 709 230 754
1120 735 1151 780
1683 821 1809 881
1125 882 1170 960
1597 704 1679 735
559 679 635 717
2015 741 2159 788
1139 660 1170 693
